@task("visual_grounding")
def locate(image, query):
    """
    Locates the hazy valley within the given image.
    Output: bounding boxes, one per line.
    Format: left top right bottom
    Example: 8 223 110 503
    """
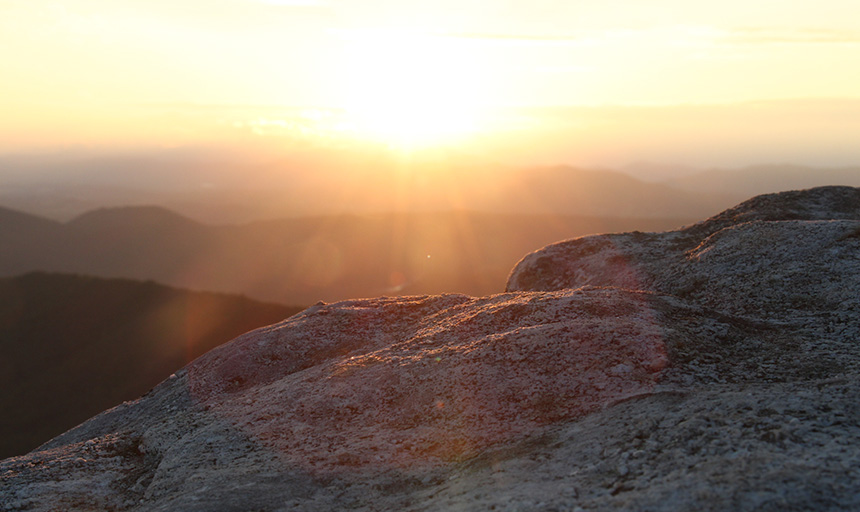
4 155 858 306
1 150 752 223
0 204 697 306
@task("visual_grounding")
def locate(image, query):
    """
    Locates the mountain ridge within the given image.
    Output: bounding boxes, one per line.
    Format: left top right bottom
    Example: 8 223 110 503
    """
66 205 203 231
0 204 697 304
2 157 741 223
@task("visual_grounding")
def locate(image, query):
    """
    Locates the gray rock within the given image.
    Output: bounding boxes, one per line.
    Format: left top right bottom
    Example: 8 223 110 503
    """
507 186 860 319
3 186 860 511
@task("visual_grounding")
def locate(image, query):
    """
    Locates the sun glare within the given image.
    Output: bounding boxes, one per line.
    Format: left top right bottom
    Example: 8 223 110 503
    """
337 30 487 149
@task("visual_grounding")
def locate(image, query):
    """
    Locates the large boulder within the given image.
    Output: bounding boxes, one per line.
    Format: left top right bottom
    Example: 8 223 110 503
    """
3 186 860 511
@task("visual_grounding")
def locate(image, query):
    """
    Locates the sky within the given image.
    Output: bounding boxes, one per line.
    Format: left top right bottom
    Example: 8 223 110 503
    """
2 0 860 167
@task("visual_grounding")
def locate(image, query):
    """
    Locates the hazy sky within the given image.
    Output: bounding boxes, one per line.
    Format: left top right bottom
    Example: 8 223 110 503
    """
2 0 860 166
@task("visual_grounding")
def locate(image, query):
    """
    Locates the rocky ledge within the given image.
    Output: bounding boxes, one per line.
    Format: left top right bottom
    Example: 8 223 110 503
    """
3 186 860 511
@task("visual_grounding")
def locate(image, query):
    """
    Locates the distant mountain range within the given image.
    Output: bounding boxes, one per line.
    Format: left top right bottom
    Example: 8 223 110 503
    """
0 272 301 459
667 164 860 197
1 152 742 222
0 205 696 305
4 158 857 303
3 147 859 224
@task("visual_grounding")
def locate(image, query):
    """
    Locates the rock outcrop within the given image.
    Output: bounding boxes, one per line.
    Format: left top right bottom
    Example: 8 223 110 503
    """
3 186 860 511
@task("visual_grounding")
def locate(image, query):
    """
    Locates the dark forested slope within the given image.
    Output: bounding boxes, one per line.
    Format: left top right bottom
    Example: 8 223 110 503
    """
0 272 301 459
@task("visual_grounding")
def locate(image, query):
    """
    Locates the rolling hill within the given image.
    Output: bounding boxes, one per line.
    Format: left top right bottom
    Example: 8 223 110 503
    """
0 272 302 459
0 206 697 305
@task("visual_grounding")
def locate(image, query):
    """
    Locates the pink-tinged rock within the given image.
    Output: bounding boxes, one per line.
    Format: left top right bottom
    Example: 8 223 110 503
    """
187 288 668 471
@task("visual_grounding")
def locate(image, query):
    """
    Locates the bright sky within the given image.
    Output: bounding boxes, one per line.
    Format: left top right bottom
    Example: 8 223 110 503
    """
2 0 860 163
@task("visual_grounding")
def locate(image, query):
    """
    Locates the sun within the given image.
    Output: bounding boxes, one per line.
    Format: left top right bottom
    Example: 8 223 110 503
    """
337 30 487 149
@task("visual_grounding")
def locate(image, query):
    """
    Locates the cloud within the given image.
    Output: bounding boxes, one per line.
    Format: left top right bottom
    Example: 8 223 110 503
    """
445 32 584 45
446 26 860 48
726 28 860 45
326 27 586 51
255 0 328 6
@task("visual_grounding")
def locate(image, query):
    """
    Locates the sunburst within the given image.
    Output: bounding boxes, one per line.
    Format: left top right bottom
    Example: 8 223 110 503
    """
337 30 487 149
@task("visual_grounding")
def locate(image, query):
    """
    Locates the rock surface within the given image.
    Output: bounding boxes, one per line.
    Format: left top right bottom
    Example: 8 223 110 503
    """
3 186 860 511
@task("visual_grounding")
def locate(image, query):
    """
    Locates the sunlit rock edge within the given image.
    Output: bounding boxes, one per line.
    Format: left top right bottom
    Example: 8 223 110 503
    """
2 186 860 511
